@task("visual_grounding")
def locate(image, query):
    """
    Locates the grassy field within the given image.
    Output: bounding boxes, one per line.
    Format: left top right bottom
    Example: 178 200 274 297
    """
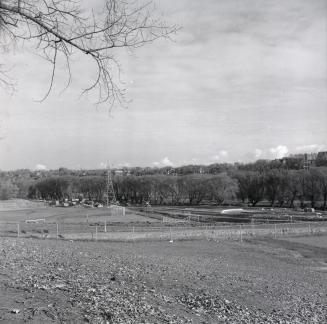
0 206 161 223
1 206 327 243
278 234 327 249
0 236 326 323
0 201 326 224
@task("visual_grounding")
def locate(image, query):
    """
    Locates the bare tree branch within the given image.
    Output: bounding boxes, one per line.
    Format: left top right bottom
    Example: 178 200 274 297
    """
0 0 179 107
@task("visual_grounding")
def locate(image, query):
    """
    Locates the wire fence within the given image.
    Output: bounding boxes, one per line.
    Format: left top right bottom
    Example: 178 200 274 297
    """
138 206 327 224
1 220 327 242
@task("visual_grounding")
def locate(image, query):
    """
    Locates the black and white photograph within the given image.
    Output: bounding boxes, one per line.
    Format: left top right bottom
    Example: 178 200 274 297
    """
0 0 327 322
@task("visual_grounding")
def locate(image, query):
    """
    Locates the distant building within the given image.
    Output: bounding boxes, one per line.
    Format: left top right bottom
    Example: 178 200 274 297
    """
113 169 131 176
316 151 327 167
280 151 325 170
303 153 316 170
317 151 327 159
167 168 177 176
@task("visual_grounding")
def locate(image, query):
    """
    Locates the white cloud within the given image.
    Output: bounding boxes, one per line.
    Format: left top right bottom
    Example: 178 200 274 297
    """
161 157 174 166
35 164 47 171
211 150 229 162
219 150 228 158
295 144 326 153
179 158 198 165
99 162 131 169
99 162 107 169
190 157 198 164
269 145 289 159
153 157 174 167
250 145 289 161
254 149 263 159
117 162 131 168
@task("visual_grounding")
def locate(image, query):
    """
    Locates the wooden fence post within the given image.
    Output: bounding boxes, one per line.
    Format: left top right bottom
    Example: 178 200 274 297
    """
17 223 20 238
56 223 59 240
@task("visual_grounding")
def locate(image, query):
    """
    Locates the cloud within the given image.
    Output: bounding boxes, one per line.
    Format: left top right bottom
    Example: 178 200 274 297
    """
254 149 263 159
179 158 198 165
117 162 131 168
295 144 326 153
251 144 326 162
219 150 228 158
153 157 173 167
250 145 289 161
99 162 107 169
211 150 229 162
1 0 326 170
190 157 198 164
269 145 289 159
35 164 47 171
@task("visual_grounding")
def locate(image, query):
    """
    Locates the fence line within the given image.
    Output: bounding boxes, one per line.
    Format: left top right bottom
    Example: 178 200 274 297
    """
136 206 327 224
1 220 327 242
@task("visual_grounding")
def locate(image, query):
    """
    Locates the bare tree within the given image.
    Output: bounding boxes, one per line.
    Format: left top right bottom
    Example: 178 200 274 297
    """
0 0 178 106
318 167 327 210
233 171 265 207
207 173 238 205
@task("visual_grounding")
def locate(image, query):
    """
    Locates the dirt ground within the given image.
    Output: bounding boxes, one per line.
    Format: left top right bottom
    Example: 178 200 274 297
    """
0 236 326 323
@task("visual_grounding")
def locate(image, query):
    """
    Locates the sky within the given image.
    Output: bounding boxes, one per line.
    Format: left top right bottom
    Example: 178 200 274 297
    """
0 0 326 170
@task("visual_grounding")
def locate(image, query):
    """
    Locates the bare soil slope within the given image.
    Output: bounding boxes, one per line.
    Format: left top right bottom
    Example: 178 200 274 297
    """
0 236 326 323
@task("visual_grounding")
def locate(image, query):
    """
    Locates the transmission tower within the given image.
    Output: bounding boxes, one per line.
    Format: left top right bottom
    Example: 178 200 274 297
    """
105 165 116 206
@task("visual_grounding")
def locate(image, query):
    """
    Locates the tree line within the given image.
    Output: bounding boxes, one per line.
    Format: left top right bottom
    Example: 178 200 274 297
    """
22 167 327 209
1 158 327 209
